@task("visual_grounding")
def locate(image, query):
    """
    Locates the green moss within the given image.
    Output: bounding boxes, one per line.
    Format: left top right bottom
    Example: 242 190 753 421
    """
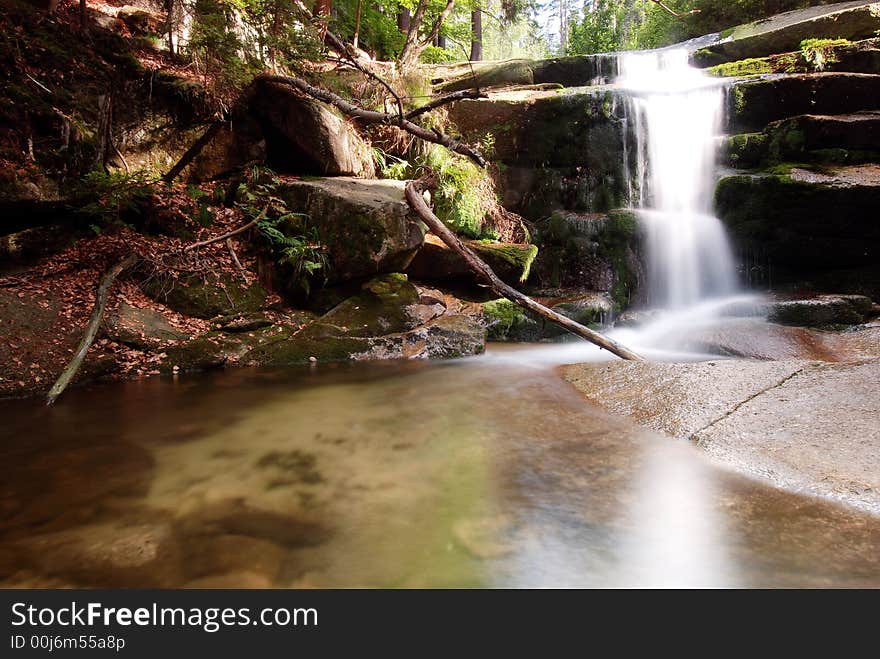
472 242 538 283
723 132 769 167
800 38 851 71
426 147 498 239
602 210 640 312
708 57 774 77
481 299 541 342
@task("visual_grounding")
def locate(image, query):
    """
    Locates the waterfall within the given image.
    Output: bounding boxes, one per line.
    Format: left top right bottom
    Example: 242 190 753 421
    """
618 49 737 310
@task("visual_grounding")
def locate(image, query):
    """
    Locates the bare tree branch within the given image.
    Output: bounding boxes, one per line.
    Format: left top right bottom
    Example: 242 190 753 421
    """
404 89 487 120
260 75 487 167
651 0 700 18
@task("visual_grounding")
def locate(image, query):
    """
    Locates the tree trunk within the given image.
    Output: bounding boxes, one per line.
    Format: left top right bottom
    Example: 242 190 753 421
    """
469 6 482 61
397 7 411 34
352 0 363 49
313 0 332 37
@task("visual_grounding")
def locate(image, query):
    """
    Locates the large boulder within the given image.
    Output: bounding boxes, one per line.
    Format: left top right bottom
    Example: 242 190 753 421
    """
252 80 375 178
275 177 426 286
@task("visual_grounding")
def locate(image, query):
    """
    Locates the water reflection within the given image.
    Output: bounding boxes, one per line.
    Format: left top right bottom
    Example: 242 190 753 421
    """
0 351 878 588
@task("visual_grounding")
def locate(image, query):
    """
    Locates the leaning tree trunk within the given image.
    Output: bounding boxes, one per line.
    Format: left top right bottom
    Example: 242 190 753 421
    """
404 179 643 361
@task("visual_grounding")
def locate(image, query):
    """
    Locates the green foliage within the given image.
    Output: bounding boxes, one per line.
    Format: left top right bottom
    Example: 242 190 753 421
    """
237 167 329 295
800 37 850 71
76 170 155 225
568 0 632 55
425 147 498 239
420 44 458 63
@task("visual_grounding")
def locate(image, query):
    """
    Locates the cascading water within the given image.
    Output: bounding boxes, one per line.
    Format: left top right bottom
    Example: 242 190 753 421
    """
618 49 738 310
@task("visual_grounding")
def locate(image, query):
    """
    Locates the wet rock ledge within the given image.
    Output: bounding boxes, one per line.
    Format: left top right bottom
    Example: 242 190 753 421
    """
561 326 880 515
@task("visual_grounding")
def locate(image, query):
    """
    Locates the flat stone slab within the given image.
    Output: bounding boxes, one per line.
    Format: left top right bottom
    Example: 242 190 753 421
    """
562 357 880 514
693 1 880 66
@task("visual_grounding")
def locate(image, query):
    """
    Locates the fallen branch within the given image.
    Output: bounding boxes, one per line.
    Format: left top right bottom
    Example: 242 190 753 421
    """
261 75 487 167
226 238 249 282
46 254 139 406
184 204 268 252
404 178 644 361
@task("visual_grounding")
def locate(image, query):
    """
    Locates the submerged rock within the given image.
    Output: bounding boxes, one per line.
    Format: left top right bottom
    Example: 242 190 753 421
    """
242 275 485 365
13 519 182 587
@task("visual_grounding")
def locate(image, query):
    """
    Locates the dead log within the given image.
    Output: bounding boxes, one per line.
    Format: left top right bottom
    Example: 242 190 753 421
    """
46 254 139 406
404 179 644 361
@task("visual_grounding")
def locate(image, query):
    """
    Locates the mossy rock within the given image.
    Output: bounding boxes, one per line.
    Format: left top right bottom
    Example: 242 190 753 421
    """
721 112 880 168
531 210 642 312
275 178 426 287
141 273 267 319
727 73 880 133
406 235 538 286
715 168 880 288
481 299 542 342
241 274 483 365
103 303 190 350
768 294 873 327
162 325 296 372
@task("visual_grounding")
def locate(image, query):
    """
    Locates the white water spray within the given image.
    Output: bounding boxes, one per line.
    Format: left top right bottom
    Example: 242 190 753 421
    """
618 49 738 309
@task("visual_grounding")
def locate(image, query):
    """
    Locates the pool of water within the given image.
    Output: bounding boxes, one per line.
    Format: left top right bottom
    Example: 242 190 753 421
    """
1 346 878 587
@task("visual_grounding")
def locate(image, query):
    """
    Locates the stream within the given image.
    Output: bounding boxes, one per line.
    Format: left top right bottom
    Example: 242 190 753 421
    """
2 345 878 588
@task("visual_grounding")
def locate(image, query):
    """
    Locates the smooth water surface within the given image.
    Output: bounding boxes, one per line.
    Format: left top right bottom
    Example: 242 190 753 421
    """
2 349 878 588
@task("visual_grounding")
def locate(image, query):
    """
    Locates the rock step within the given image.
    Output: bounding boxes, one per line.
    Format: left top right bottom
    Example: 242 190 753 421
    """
728 72 880 132
721 111 880 168
692 1 880 67
706 37 880 78
715 165 880 294
447 87 635 216
432 54 618 93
